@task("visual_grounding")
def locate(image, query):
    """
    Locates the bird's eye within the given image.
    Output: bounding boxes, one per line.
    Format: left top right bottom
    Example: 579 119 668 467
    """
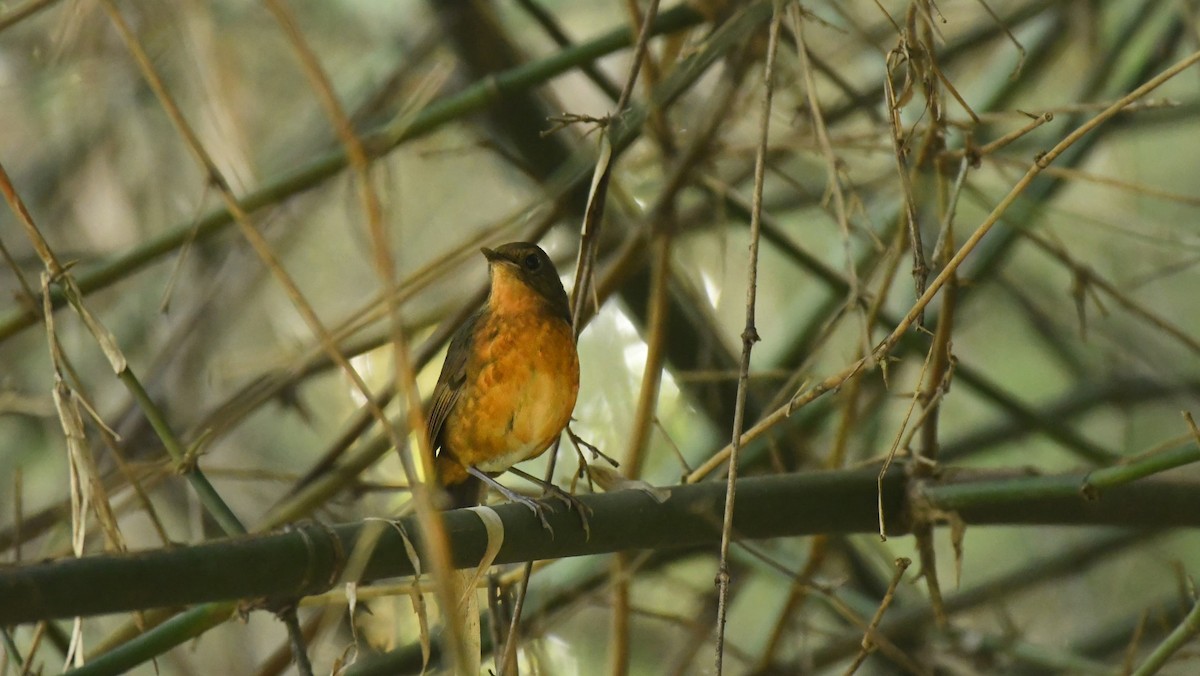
523 253 541 271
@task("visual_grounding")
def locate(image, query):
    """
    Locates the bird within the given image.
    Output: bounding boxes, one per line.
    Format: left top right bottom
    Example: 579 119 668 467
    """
426 242 583 530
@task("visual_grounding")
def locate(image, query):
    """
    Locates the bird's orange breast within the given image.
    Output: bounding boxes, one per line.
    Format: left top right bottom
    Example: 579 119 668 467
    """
440 302 579 478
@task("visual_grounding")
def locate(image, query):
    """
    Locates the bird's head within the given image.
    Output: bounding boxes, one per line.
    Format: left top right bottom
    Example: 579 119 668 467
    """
481 242 572 323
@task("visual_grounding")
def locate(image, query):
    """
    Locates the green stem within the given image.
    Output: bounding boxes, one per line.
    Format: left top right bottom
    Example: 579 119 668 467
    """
68 604 234 676
118 370 246 537
927 437 1200 512
1083 442 1200 494
1130 594 1200 676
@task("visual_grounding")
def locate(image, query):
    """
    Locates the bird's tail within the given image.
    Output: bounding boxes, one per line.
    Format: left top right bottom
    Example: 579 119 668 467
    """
443 476 484 509
435 454 485 509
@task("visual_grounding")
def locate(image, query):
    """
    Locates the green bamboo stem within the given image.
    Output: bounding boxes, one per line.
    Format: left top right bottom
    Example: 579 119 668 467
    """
1083 442 1200 494
4 468 1199 631
68 603 236 676
4 470 900 627
927 436 1200 513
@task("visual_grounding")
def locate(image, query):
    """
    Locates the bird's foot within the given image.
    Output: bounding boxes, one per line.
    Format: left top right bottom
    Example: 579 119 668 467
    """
467 466 558 536
541 481 592 540
508 491 556 534
507 466 591 540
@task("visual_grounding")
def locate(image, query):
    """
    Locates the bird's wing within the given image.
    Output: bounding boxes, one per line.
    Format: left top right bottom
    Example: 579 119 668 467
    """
426 309 483 451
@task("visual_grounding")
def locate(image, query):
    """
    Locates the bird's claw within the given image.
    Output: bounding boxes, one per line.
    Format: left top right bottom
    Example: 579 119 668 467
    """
540 483 592 540
512 493 556 536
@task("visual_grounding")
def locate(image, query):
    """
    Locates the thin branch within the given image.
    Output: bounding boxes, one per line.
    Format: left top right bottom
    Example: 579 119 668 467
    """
792 5 870 359
844 557 912 675
715 3 782 673
568 0 664 334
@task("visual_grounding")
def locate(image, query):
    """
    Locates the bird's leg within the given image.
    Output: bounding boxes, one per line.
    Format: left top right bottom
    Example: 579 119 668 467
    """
506 466 591 539
465 466 555 534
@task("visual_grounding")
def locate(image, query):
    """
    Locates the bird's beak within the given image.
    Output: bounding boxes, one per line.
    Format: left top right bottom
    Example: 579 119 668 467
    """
481 247 501 263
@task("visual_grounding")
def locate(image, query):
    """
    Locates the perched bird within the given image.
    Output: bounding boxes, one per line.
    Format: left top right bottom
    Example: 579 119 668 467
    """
427 242 581 528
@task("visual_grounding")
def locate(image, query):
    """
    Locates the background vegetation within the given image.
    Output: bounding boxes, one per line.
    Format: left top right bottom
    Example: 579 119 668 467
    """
2 0 1200 674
